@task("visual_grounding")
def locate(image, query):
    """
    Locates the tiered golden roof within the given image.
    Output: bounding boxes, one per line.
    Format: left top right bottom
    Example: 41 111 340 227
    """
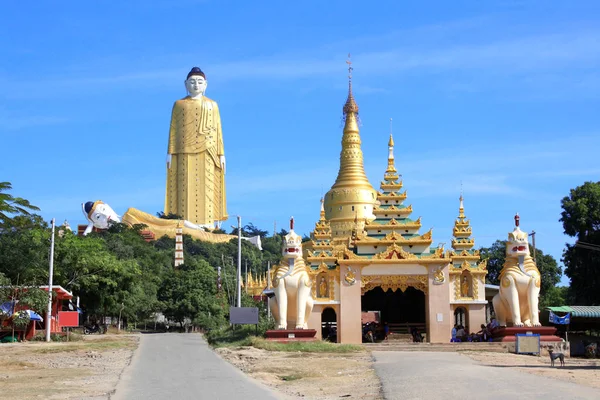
307 199 338 265
324 58 377 239
448 195 487 274
348 133 446 262
245 270 269 296
450 195 477 253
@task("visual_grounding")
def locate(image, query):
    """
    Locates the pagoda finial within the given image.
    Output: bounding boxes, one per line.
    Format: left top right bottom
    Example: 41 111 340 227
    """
386 120 397 174
343 54 359 115
514 213 520 227
290 216 294 231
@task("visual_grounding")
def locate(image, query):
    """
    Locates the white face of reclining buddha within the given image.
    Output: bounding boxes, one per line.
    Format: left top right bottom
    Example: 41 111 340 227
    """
507 228 529 258
282 231 302 259
89 203 120 229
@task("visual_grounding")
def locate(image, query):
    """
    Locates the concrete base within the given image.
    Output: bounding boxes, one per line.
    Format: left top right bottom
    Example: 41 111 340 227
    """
265 329 317 342
492 326 562 343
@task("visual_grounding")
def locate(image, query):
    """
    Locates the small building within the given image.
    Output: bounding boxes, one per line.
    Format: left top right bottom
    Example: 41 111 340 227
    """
0 285 74 340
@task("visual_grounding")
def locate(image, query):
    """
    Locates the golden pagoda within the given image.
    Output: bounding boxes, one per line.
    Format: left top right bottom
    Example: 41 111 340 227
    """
350 133 443 266
324 57 377 239
448 195 487 299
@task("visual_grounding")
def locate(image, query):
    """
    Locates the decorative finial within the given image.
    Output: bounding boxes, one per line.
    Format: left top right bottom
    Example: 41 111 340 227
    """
346 53 353 82
514 213 520 227
290 216 294 231
388 118 394 147
320 197 324 210
343 53 359 115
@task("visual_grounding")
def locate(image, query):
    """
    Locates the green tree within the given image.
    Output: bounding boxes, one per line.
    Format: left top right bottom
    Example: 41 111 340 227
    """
479 240 505 285
0 224 50 284
560 181 600 305
0 182 40 228
158 260 222 328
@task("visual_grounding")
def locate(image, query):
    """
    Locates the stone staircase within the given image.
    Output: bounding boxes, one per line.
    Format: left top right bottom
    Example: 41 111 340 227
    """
364 341 509 353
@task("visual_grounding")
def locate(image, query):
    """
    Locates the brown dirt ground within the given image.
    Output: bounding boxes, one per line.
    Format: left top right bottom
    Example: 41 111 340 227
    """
0 334 138 400
216 347 383 400
463 351 600 389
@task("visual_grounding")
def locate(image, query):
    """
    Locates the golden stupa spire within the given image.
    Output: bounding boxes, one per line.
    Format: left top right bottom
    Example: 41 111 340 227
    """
330 54 372 190
324 54 377 239
320 197 325 220
452 192 474 251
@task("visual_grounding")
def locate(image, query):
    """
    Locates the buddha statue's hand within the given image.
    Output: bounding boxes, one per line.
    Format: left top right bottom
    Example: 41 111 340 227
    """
220 155 226 174
166 154 172 169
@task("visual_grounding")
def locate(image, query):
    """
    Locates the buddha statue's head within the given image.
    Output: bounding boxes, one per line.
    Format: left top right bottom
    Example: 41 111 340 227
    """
82 200 121 230
185 67 207 97
282 217 303 260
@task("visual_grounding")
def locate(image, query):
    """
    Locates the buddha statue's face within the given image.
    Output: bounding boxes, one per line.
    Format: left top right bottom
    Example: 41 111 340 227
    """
89 203 120 229
185 75 207 97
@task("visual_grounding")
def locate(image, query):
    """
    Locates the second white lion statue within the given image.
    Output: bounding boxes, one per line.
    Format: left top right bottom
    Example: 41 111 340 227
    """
269 218 314 330
492 214 541 327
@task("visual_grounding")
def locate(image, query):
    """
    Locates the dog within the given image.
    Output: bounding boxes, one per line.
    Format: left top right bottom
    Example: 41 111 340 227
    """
548 348 565 367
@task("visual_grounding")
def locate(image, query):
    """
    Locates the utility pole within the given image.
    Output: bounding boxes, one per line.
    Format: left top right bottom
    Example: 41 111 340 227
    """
267 261 271 320
236 216 242 308
530 230 537 265
46 218 56 342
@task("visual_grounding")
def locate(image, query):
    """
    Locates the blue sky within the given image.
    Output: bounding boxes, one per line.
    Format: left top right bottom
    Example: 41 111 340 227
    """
2 1 600 286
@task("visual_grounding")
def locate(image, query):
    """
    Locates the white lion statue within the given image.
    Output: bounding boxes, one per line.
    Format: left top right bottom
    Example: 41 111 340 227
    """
492 214 541 327
268 218 314 330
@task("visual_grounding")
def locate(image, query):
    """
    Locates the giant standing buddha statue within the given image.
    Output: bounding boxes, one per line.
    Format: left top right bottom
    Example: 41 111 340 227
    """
164 67 228 228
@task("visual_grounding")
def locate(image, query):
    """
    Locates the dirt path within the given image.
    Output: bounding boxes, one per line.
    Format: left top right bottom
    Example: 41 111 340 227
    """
464 351 600 389
0 335 138 400
216 347 382 399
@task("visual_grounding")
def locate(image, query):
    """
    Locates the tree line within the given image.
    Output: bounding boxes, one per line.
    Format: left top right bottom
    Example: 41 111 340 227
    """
1 180 599 331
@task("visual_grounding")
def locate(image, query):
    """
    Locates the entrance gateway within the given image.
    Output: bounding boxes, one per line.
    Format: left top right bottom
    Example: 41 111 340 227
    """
251 67 489 344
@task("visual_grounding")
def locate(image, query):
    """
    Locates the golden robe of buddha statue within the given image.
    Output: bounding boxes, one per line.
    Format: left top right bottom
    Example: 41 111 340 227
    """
164 67 227 227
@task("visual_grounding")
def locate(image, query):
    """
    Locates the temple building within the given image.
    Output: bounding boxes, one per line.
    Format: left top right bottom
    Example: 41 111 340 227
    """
305 67 487 344
253 64 489 344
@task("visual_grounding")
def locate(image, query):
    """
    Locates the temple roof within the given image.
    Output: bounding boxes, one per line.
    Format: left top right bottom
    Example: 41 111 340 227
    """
350 132 443 259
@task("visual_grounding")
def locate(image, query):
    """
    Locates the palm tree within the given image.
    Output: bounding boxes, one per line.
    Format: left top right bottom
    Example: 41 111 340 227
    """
0 182 40 227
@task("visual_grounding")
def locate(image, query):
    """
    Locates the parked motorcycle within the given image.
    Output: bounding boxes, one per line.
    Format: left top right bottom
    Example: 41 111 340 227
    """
83 323 106 335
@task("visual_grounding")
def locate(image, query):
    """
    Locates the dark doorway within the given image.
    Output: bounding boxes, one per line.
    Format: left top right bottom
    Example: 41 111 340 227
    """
321 307 337 342
361 287 425 324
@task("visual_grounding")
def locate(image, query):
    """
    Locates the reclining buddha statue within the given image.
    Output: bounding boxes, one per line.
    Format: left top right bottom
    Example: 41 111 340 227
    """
81 200 261 248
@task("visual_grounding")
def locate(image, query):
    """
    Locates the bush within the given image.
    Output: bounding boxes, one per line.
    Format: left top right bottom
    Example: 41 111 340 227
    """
30 332 70 342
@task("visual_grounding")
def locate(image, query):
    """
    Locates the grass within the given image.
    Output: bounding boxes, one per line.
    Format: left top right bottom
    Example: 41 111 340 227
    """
279 374 302 381
250 337 362 353
33 336 137 354
206 326 362 353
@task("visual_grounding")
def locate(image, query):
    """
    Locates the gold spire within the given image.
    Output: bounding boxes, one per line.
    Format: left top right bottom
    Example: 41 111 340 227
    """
330 54 372 190
319 197 325 220
343 54 359 115
324 55 377 239
452 193 474 250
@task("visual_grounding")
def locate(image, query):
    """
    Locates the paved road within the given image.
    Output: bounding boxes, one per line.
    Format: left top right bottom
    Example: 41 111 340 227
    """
373 351 600 400
111 333 281 400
